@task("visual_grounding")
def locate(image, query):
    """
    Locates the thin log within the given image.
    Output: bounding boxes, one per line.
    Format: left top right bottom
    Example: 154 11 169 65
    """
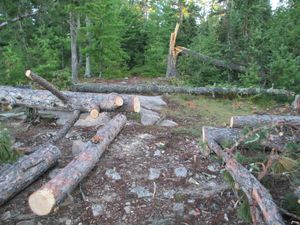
0 144 61 206
0 86 136 113
230 115 300 128
49 110 81 144
25 70 68 103
0 11 38 29
176 46 247 73
72 83 294 97
28 114 127 216
202 126 284 225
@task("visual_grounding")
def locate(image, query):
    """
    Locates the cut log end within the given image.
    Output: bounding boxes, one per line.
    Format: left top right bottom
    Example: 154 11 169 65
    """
133 96 141 113
202 126 206 143
90 108 100 119
25 70 33 80
115 96 123 107
28 188 55 216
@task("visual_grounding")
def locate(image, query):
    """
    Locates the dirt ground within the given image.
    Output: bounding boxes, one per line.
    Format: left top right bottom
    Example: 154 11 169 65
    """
0 92 294 225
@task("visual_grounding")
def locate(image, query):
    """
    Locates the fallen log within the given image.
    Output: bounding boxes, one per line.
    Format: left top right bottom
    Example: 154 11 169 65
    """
176 46 247 73
202 126 284 225
230 115 300 128
0 86 140 113
28 114 127 216
0 144 61 206
72 83 294 97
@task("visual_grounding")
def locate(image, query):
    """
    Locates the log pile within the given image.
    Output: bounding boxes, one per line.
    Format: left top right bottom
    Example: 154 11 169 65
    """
0 71 128 214
202 114 300 225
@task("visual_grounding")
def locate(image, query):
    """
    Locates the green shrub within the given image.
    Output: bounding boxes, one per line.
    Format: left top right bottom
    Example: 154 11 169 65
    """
0 125 19 163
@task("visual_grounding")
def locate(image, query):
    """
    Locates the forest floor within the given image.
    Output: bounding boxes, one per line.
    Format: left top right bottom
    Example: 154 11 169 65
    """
0 78 293 225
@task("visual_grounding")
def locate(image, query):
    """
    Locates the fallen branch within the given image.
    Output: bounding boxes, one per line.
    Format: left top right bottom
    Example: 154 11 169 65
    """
28 114 127 215
0 11 38 29
73 83 294 97
202 126 284 225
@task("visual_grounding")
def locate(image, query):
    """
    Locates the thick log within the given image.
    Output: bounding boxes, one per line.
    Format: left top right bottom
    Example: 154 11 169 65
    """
0 11 38 29
177 46 247 73
0 86 139 113
230 115 300 128
28 114 127 215
202 126 284 225
0 144 60 205
72 83 294 97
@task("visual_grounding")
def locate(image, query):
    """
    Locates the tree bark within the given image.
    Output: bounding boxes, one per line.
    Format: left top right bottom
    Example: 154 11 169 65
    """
0 144 61 206
84 16 92 78
230 115 300 128
0 11 38 29
166 23 180 77
72 83 295 97
202 126 284 225
293 95 300 113
28 114 127 216
70 12 79 84
0 86 139 113
176 46 247 73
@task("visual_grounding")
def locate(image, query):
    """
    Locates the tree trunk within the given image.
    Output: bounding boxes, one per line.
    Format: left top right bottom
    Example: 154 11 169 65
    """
166 23 180 77
202 126 284 225
0 86 141 114
0 11 38 29
0 144 61 206
72 83 295 97
84 16 92 78
230 115 300 128
28 114 127 216
176 46 247 73
77 15 83 67
70 12 78 84
293 95 300 113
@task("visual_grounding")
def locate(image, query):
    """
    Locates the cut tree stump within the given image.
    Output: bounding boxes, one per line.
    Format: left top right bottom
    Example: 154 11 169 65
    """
72 83 294 97
0 144 61 206
28 114 127 216
202 126 284 225
0 86 139 114
230 115 300 128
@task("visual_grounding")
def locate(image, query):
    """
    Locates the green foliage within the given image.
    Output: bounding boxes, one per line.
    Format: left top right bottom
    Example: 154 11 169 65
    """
0 125 18 163
282 193 300 216
237 198 251 224
221 170 235 189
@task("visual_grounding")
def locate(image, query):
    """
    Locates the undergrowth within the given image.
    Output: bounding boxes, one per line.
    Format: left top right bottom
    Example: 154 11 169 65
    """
0 124 19 163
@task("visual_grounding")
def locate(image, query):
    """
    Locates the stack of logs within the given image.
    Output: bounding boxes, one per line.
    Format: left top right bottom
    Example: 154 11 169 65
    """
203 115 300 225
0 70 135 215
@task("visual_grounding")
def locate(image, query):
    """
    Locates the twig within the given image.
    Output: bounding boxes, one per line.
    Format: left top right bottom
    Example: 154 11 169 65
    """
278 206 300 221
152 182 157 199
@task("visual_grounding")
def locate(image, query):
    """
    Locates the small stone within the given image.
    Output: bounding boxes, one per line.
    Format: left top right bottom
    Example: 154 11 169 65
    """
173 203 185 216
105 169 121 180
91 203 105 217
65 220 72 225
188 177 200 185
158 120 178 127
148 168 161 180
16 220 35 225
163 190 176 199
130 186 152 198
154 150 161 157
187 199 195 204
174 167 188 178
207 163 220 172
124 206 131 214
72 140 86 156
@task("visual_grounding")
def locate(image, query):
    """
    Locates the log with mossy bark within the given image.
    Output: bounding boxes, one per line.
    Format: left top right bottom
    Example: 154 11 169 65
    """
230 115 300 128
0 86 140 114
202 126 284 225
28 114 127 216
72 83 294 97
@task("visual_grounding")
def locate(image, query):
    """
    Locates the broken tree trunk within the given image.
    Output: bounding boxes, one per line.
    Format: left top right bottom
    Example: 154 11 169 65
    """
202 126 284 225
166 23 180 77
72 83 294 97
0 11 38 29
176 46 247 73
230 115 300 128
28 114 127 216
0 144 61 206
0 86 140 114
293 95 300 113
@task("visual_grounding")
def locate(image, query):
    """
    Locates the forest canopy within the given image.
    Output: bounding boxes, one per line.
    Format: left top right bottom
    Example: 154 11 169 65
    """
0 0 299 91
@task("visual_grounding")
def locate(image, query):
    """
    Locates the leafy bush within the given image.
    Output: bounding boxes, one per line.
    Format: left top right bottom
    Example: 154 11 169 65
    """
0 125 18 163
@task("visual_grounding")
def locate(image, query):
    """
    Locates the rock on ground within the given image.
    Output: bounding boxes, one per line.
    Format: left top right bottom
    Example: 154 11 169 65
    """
105 169 122 181
140 108 160 125
174 166 188 178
